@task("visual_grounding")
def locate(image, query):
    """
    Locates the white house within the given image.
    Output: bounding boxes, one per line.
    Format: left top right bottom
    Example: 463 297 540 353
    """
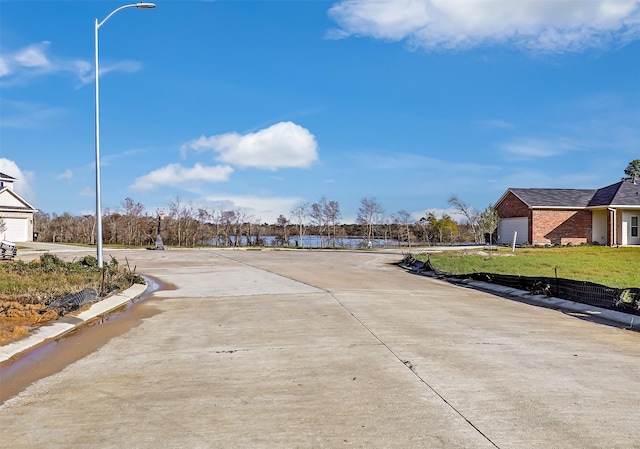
0 172 38 242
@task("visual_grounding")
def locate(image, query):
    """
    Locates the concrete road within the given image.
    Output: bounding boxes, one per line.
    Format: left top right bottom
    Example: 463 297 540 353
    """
1 248 639 448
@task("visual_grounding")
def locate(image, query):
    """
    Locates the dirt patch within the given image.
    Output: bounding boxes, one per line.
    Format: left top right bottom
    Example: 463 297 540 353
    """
0 301 61 345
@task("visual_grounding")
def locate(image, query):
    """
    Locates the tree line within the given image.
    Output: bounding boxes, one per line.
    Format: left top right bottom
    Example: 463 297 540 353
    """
31 195 500 248
17 160 640 247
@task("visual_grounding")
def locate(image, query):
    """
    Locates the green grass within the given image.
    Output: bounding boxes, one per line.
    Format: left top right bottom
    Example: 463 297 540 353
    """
415 246 640 288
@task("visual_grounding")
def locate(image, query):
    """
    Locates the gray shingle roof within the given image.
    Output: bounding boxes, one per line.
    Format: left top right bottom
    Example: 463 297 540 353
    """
589 180 640 206
0 172 16 180
504 180 640 208
509 188 596 208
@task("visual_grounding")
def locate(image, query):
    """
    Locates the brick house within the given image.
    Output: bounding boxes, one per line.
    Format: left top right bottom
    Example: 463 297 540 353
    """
0 172 38 242
495 180 640 246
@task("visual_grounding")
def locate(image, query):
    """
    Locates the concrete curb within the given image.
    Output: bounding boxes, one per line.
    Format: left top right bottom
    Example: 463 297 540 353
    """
401 264 640 331
455 278 640 330
0 282 148 364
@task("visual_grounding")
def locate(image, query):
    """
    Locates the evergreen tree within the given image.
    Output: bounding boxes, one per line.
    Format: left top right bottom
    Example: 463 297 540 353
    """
623 159 640 183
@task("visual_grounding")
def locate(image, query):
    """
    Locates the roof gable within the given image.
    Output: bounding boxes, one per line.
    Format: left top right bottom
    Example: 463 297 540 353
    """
0 187 37 211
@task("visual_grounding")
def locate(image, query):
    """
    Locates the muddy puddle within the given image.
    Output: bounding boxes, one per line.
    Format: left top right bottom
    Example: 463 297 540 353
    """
0 276 175 403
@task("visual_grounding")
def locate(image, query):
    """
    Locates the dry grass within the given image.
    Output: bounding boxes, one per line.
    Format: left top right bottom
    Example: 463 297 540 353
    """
0 254 144 345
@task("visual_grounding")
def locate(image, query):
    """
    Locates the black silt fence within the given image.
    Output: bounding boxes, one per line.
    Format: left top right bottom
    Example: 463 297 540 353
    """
401 255 640 316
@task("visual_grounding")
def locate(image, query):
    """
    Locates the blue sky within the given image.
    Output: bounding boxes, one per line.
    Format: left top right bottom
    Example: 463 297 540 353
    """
1 0 639 224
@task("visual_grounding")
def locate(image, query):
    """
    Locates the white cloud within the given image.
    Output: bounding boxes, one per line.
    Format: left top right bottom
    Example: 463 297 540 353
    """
328 0 640 53
0 42 141 87
99 61 142 77
0 57 9 77
181 121 319 170
203 194 305 224
56 169 73 180
14 43 51 68
477 119 514 130
0 42 51 81
500 138 579 159
78 187 94 197
0 158 36 203
351 151 498 172
0 99 66 129
130 163 234 191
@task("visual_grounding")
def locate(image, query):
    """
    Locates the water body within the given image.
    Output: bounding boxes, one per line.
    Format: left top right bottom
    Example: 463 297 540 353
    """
217 235 408 249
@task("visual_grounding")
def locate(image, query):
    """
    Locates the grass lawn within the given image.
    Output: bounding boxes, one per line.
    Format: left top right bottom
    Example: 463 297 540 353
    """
415 246 640 288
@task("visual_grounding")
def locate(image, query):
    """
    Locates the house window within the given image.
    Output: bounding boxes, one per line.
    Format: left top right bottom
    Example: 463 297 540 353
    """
632 216 639 238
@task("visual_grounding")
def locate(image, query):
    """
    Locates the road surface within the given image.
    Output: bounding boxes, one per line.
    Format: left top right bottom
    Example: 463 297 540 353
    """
1 248 638 448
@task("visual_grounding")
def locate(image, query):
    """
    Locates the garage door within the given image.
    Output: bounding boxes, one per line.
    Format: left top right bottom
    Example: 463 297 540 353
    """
498 217 528 245
2 217 28 242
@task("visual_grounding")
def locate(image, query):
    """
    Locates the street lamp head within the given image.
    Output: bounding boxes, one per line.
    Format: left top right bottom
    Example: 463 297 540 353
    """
136 2 156 8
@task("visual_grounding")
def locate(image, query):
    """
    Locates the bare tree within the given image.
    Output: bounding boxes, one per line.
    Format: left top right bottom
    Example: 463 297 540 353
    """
309 199 327 247
324 199 341 247
218 209 249 246
392 210 413 247
210 207 226 246
415 216 431 245
180 202 197 246
217 209 232 246
101 207 118 244
77 215 94 244
357 196 384 244
32 212 51 241
166 197 196 246
276 214 290 246
196 208 213 245
121 197 145 245
448 195 479 243
290 201 309 247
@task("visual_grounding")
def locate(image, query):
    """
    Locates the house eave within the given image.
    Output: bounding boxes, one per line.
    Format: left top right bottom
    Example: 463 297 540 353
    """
530 206 586 210
0 207 38 213
586 205 640 210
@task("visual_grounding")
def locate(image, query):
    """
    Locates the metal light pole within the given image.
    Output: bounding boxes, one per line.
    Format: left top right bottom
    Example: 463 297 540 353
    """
95 2 155 268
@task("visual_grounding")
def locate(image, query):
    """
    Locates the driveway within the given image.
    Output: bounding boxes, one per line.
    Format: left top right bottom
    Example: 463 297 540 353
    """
1 248 638 448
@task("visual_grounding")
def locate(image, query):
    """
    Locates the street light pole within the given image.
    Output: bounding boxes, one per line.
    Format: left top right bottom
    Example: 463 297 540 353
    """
94 2 155 269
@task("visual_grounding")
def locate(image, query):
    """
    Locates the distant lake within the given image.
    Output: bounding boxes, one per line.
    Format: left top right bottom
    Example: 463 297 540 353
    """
215 235 408 248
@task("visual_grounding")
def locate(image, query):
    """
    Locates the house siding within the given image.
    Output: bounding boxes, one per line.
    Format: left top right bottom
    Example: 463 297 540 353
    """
496 192 530 218
531 209 592 245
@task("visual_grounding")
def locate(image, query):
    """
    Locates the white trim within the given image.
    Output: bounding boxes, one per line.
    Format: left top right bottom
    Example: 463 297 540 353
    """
0 187 37 211
530 206 585 210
